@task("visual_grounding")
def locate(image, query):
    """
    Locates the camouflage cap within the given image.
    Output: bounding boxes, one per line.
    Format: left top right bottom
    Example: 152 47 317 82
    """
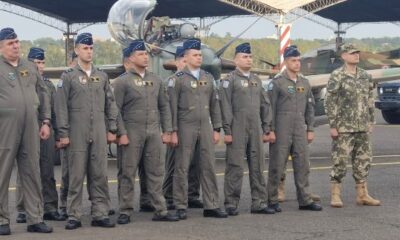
340 43 360 54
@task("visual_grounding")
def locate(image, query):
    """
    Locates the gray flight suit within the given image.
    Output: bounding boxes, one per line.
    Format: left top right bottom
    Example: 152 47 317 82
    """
55 64 118 221
266 70 315 206
0 56 51 225
168 68 222 210
219 70 271 210
113 70 171 216
162 74 201 204
16 77 59 214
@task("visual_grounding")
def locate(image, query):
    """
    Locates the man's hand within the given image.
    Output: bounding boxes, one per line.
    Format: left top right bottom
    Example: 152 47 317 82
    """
60 137 70 148
118 134 129 146
262 134 270 143
162 133 171 144
39 124 50 140
107 132 117 144
307 131 315 144
224 135 233 144
268 131 276 144
55 141 62 149
213 131 220 144
170 132 179 147
330 128 339 140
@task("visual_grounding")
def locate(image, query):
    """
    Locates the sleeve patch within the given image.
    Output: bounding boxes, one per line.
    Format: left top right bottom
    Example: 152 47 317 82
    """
168 78 175 88
57 79 63 88
222 80 229 88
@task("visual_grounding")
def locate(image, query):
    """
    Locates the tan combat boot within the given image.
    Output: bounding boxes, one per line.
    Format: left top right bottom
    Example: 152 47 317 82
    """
330 182 343 208
355 182 381 206
278 180 285 202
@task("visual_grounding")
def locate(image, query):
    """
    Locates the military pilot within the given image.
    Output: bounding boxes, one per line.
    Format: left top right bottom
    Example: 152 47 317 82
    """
219 43 275 216
55 33 119 230
15 47 66 223
162 46 203 210
266 45 322 213
325 43 380 208
113 40 179 223
0 28 53 235
168 38 228 219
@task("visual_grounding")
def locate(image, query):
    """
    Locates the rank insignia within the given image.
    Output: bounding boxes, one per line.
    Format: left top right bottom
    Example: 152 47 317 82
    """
144 81 154 86
250 81 258 87
91 76 100 82
198 81 208 86
296 86 305 93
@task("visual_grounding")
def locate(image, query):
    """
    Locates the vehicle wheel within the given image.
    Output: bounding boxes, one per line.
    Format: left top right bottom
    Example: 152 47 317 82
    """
381 110 400 124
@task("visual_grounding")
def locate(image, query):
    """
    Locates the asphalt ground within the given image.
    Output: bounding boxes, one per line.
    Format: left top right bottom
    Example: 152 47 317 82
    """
4 109 400 240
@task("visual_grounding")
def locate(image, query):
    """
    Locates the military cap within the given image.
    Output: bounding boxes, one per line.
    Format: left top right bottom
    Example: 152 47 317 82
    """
75 32 93 45
340 43 360 54
183 38 201 50
28 47 45 60
175 46 185 58
123 39 146 58
283 45 301 59
0 27 17 41
235 42 251 54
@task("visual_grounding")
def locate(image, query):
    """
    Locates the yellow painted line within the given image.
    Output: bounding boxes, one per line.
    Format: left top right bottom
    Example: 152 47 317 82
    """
8 160 400 192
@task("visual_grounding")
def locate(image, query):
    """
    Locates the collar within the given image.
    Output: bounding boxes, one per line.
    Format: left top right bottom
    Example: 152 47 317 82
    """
183 66 202 80
75 63 94 75
129 68 148 78
1 55 20 67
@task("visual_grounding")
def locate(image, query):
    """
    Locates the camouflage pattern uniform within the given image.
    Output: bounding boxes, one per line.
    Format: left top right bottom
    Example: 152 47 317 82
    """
325 65 375 183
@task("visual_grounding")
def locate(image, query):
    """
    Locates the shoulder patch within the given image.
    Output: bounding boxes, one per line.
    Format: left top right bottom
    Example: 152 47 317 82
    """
261 79 271 92
267 82 274 91
168 78 175 88
222 80 230 88
57 79 63 88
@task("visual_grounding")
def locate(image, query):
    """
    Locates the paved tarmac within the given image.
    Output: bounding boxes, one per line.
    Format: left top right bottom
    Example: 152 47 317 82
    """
4 109 400 240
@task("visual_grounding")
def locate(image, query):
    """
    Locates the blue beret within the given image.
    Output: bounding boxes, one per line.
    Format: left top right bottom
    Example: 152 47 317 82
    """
175 46 185 58
28 47 45 60
0 28 17 41
75 32 93 45
283 45 301 59
235 42 251 54
183 38 201 50
123 39 146 58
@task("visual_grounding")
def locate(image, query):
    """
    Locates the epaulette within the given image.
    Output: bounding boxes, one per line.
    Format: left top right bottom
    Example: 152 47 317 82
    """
43 77 50 81
65 68 73 73
175 71 184 77
118 72 128 78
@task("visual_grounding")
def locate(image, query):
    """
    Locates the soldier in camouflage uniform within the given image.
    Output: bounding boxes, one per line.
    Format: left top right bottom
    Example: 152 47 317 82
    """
325 43 381 208
266 46 322 212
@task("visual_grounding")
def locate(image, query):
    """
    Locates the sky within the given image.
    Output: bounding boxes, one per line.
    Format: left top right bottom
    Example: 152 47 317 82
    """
1 9 400 41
